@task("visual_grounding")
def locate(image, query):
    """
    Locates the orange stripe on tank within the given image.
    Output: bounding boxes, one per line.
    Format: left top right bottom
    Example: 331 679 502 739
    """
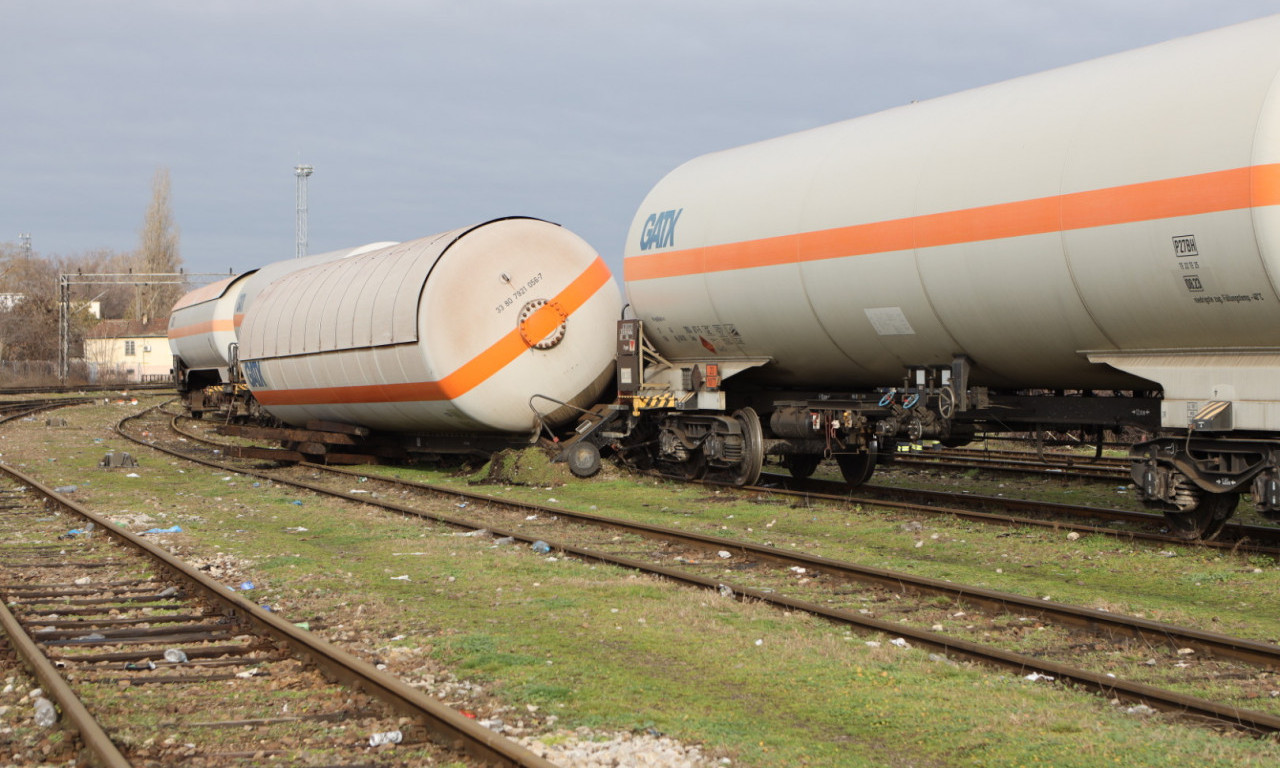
625 163 1280 281
167 318 236 340
253 256 613 406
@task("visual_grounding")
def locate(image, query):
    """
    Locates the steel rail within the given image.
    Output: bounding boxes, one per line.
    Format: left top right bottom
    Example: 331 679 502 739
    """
0 382 171 397
0 596 131 768
929 446 1130 467
890 453 1127 481
0 396 102 423
121 409 1280 732
753 474 1280 555
0 459 559 768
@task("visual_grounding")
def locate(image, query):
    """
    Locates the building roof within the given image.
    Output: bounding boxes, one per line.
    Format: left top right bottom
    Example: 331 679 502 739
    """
83 318 170 339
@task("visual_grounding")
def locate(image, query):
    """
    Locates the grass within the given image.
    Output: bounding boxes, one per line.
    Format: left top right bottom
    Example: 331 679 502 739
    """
7 402 1280 766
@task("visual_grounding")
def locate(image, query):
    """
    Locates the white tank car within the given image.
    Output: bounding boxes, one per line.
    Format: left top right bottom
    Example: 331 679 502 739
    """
237 217 621 434
624 15 1280 435
168 242 398 388
168 273 247 384
229 241 399 338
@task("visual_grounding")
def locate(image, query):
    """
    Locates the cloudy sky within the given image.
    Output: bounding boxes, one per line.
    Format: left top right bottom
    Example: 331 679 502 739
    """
3 1 1278 279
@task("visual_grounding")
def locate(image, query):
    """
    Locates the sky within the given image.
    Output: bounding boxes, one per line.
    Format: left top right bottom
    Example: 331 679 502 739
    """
4 1 1279 282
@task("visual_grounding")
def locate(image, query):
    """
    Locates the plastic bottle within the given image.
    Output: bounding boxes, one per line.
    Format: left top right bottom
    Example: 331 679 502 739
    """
369 730 403 747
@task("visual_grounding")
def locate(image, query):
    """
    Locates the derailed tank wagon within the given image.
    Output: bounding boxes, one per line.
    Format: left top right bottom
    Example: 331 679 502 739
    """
237 217 620 458
169 218 621 462
168 241 397 419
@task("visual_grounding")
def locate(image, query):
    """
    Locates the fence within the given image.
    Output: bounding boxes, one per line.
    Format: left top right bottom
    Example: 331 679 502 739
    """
0 360 90 387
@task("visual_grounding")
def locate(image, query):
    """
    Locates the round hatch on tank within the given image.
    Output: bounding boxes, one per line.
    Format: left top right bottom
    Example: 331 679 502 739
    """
517 298 568 350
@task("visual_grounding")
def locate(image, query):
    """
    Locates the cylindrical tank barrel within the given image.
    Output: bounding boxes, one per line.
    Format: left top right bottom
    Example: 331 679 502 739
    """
167 242 398 379
239 217 621 433
624 16 1280 392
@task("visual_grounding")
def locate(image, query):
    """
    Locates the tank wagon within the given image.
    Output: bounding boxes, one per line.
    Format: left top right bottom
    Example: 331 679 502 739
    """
567 15 1280 538
168 273 244 413
168 241 396 417
230 217 621 459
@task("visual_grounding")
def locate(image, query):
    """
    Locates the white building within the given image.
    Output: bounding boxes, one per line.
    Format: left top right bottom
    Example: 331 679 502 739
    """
82 318 169 383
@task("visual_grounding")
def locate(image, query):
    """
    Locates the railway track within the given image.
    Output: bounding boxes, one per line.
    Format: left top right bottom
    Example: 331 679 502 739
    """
0 382 172 397
753 473 1280 554
156 398 1280 552
0 396 109 421
0 460 556 766
888 450 1129 482
927 445 1131 469
116 405 1280 736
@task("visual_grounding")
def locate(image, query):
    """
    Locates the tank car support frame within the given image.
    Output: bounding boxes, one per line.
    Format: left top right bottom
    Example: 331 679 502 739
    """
631 407 765 485
1129 435 1276 539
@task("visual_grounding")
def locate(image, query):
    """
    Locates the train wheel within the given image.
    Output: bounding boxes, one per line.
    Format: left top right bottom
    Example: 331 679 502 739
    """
836 445 878 487
565 441 602 478
730 408 764 486
784 453 822 480
1165 492 1239 541
659 454 706 481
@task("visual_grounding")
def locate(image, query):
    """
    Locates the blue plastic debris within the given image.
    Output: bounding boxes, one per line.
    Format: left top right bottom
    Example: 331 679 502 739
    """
291 500 303 506
141 526 183 534
239 581 255 591
531 540 551 554
58 522 94 539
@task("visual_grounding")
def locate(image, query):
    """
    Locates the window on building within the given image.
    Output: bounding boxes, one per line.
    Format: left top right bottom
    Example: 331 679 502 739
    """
124 340 136 356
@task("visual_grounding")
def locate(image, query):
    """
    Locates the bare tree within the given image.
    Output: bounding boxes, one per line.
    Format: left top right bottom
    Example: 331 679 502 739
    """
0 171 185 383
0 248 65 366
79 248 143 318
132 166 185 322
0 242 133 384
0 241 22 365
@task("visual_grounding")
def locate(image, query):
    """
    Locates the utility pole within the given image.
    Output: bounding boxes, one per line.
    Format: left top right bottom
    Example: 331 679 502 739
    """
295 164 313 258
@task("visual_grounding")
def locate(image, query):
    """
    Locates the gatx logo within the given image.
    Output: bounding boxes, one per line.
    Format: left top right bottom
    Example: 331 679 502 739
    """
638 208 683 251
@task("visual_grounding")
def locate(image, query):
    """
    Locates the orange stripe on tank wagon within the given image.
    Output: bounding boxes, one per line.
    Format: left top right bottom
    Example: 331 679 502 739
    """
168 318 236 339
624 163 1280 281
252 256 613 407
